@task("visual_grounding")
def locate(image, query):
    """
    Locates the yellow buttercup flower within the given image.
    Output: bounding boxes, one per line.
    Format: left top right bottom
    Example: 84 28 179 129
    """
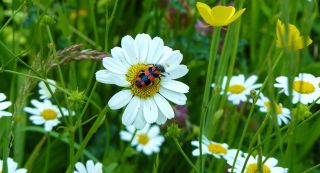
196 2 246 27
276 19 312 50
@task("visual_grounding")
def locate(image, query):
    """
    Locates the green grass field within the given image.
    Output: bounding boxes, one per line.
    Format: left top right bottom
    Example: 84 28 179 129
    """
0 0 320 172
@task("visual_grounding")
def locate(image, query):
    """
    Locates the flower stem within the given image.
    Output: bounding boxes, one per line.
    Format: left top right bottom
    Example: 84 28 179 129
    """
199 27 221 173
173 138 200 173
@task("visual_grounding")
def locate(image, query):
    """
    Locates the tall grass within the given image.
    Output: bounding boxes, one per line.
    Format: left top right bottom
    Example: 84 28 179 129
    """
0 0 319 172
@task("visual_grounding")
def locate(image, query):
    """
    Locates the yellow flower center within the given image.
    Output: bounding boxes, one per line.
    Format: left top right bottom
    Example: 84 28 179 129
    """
207 143 227 154
126 64 161 99
137 133 149 145
246 163 271 173
228 84 246 94
263 102 282 114
41 109 58 120
293 81 315 94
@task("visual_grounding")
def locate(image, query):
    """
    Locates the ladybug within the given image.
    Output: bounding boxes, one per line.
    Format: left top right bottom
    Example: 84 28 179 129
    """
135 64 165 88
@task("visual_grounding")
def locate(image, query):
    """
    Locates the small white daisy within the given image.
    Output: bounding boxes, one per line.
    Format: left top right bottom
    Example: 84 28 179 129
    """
120 124 165 155
256 94 291 126
38 79 57 100
0 157 27 173
74 160 103 173
24 99 71 131
191 136 234 159
96 33 189 129
227 153 288 173
213 75 262 105
274 73 320 104
0 93 12 118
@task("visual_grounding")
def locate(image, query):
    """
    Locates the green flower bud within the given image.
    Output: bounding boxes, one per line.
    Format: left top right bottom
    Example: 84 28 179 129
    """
166 123 181 139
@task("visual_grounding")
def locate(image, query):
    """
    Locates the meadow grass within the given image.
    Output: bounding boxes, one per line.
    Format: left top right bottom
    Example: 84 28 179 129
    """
0 0 320 172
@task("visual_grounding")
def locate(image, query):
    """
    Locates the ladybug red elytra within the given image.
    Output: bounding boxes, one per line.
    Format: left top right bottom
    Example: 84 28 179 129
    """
135 64 165 88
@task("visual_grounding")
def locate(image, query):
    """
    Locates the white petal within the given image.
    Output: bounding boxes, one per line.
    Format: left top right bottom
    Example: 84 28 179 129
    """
120 131 133 141
86 160 95 173
147 125 160 137
161 80 189 93
121 35 138 64
75 162 87 173
108 90 133 110
133 106 147 129
157 46 173 64
146 37 164 64
102 58 128 75
111 47 130 67
153 94 174 119
244 75 258 86
159 50 183 68
122 96 141 126
0 111 12 116
95 70 130 87
0 93 6 101
159 88 187 105
135 33 151 63
0 101 12 110
156 111 167 125
165 65 189 79
143 98 158 123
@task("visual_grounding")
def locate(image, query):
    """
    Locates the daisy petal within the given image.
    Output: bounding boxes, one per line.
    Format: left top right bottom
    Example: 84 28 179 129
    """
159 88 187 105
121 35 138 64
95 70 130 87
133 107 147 129
143 98 158 123
111 47 130 67
122 96 141 126
146 37 164 64
161 80 189 93
153 94 174 119
156 111 167 125
166 65 189 79
0 93 7 101
102 58 128 75
0 101 12 110
135 33 151 63
108 90 133 110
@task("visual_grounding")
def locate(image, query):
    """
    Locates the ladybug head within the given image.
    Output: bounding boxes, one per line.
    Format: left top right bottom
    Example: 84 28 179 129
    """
155 65 165 73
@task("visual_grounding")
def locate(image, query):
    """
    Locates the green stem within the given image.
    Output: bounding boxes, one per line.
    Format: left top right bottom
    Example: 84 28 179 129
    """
173 138 200 173
199 28 221 173
301 163 320 173
66 106 108 173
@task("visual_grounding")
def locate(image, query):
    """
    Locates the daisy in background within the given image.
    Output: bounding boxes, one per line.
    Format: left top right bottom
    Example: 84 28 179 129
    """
24 99 72 131
212 75 262 105
274 73 320 104
38 79 57 100
191 136 236 160
0 157 27 173
0 93 12 118
226 152 288 173
96 33 189 129
120 124 165 155
74 160 103 173
255 94 291 126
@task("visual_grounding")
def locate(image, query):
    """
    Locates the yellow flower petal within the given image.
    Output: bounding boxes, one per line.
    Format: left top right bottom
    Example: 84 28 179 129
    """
210 6 235 26
293 36 313 50
276 19 312 50
226 8 246 25
196 2 215 26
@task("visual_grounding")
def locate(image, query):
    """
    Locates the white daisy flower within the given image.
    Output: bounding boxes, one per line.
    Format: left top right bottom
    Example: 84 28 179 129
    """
0 93 12 118
24 99 71 131
213 75 262 105
274 73 320 104
74 160 103 173
256 94 291 126
120 124 165 155
191 136 234 159
95 33 189 129
0 157 27 173
227 153 288 173
38 79 57 100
